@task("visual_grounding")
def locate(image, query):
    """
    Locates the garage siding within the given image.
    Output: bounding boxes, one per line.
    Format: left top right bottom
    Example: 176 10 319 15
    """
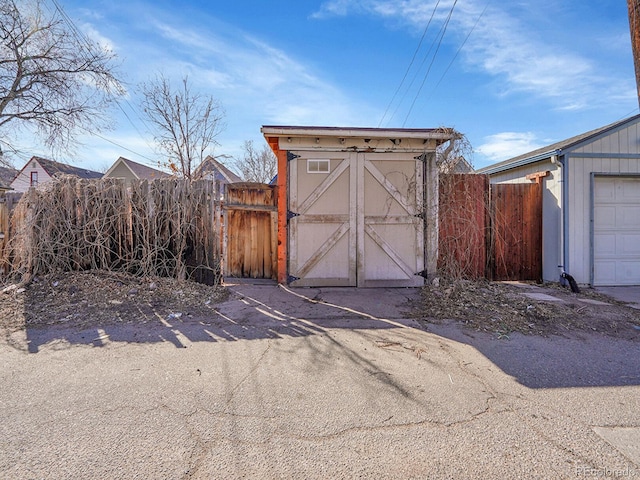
593 176 640 285
569 156 640 285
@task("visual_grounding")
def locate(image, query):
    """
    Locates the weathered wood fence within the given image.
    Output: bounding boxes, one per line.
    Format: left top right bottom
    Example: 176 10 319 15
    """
0 193 21 276
438 174 542 282
224 183 277 279
2 177 222 285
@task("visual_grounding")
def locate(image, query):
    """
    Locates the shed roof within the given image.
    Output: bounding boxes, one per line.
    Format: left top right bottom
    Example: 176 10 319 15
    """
478 114 640 175
0 165 18 189
261 125 457 141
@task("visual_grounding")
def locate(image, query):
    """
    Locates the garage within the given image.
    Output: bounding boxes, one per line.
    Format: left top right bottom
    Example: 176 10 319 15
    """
262 126 456 287
593 176 640 286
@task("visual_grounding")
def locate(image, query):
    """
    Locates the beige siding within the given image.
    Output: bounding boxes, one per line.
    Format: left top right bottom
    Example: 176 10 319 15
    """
572 122 640 155
567 156 640 284
489 160 562 282
104 162 137 184
10 160 52 193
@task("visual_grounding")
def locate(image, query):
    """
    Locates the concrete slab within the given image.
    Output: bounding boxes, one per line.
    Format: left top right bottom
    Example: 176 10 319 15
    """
522 292 564 302
596 286 640 310
577 298 611 306
593 427 640 465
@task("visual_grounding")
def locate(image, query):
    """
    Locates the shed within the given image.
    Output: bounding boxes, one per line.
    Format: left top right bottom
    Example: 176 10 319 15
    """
477 115 640 286
262 126 457 287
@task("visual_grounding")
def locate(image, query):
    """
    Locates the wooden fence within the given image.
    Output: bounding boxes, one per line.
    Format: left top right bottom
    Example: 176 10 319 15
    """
2 177 222 285
491 182 542 281
0 193 21 276
438 174 542 282
224 183 277 279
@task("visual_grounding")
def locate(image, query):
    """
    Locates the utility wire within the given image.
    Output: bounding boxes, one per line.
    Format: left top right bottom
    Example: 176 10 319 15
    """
378 0 442 127
77 126 158 164
419 1 491 110
43 0 158 164
402 0 459 126
386 1 456 127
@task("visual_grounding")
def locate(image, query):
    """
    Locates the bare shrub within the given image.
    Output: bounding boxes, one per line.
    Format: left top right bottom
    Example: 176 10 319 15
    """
3 176 222 285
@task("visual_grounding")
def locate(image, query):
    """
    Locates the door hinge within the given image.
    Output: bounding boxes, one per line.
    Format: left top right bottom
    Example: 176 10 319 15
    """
287 275 300 284
414 212 426 220
287 151 300 161
414 269 429 278
287 210 299 221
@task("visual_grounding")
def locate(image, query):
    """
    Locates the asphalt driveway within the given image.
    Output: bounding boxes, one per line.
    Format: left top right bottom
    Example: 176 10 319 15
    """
1 284 639 479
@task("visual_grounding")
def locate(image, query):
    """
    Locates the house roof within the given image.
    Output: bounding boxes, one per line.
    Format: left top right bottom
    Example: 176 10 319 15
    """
0 165 18 190
194 155 242 183
29 156 103 179
477 114 640 175
104 157 171 180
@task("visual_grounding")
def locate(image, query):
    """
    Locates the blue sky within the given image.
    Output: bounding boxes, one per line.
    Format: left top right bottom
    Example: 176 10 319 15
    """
12 0 640 172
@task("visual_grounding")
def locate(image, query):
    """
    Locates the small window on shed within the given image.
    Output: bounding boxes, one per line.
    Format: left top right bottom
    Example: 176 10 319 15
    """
307 159 330 173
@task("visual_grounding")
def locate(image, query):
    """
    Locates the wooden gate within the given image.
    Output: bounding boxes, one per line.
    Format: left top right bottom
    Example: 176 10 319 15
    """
438 175 542 282
288 151 425 287
224 183 277 279
490 182 542 281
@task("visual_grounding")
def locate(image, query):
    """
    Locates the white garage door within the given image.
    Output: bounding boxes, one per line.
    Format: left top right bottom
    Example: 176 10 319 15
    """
288 151 425 287
593 176 640 286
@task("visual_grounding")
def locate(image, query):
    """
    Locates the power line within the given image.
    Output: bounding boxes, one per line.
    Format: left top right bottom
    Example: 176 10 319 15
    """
417 1 491 113
77 126 159 164
43 0 158 163
385 1 457 127
402 0 459 126
378 0 443 127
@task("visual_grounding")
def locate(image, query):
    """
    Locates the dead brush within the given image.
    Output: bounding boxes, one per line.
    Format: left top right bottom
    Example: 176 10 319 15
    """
1 176 223 286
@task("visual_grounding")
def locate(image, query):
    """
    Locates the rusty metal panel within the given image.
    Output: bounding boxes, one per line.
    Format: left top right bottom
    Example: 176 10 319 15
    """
491 182 542 281
438 174 489 279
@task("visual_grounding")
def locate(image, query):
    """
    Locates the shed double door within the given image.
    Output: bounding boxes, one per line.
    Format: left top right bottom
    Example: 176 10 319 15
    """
288 151 425 287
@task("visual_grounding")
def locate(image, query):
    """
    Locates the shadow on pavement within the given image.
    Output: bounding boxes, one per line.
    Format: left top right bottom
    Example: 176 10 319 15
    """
11 283 640 390
428 323 640 389
14 284 417 354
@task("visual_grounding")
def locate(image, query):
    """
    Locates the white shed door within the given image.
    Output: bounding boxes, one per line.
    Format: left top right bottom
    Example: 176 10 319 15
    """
593 177 640 286
288 151 425 287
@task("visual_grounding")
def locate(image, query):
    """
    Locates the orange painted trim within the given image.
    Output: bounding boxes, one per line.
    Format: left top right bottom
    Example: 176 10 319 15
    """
267 136 288 284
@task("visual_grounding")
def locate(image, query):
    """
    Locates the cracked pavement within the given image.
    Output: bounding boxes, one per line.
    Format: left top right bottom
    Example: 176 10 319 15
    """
1 283 639 479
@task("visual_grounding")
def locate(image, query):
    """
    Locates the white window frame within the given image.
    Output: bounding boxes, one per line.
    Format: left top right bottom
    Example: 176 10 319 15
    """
307 159 330 174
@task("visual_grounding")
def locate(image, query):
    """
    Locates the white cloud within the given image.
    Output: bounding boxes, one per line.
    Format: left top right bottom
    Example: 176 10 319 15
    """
475 132 542 162
313 0 632 111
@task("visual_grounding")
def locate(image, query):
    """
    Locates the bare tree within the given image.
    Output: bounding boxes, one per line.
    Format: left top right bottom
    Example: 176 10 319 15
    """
140 75 225 179
232 140 277 183
0 0 123 163
437 131 473 173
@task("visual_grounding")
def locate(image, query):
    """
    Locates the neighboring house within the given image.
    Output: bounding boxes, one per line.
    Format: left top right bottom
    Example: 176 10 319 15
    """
10 157 102 193
194 155 242 185
103 157 171 184
439 156 474 174
0 165 18 193
477 114 640 287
